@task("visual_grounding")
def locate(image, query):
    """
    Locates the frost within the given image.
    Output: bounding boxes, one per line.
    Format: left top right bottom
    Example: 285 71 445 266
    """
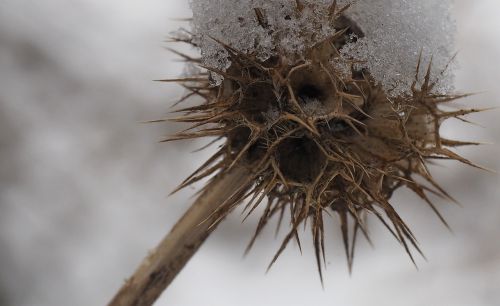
189 0 456 96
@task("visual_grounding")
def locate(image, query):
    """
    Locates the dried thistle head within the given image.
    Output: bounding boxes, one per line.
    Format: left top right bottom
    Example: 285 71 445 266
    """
162 1 485 280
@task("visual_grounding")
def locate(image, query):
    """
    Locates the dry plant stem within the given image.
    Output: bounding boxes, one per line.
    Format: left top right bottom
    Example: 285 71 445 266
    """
109 165 252 306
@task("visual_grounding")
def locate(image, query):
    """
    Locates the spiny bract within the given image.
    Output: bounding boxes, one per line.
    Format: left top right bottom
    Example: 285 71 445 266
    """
161 1 484 281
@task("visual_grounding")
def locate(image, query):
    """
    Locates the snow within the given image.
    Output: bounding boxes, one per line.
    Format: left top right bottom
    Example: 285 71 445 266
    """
342 0 456 96
190 0 337 83
189 0 456 96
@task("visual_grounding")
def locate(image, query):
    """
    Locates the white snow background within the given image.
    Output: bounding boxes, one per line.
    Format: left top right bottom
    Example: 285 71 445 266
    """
0 1 499 305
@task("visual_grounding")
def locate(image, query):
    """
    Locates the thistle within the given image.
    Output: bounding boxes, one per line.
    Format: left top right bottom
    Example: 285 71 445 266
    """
109 1 487 305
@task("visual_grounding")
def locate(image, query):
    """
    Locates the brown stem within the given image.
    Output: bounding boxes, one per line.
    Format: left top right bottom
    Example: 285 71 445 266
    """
108 165 252 306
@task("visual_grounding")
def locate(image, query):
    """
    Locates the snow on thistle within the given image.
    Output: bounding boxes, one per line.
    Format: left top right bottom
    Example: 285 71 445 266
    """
109 1 487 305
190 0 456 96
175 0 480 273
172 0 485 275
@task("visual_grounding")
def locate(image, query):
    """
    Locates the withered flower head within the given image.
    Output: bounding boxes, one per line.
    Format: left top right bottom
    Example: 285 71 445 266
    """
162 0 485 280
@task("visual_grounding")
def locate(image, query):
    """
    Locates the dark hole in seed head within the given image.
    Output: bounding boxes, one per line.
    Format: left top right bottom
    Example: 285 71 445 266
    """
228 126 265 161
239 82 276 123
246 139 266 162
276 137 326 184
289 68 333 111
228 126 251 152
297 84 326 102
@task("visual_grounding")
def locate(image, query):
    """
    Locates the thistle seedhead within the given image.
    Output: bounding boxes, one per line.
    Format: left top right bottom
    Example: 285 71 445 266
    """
163 1 484 281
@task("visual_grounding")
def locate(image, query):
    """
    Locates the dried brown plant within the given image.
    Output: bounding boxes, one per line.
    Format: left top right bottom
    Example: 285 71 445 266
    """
109 2 487 305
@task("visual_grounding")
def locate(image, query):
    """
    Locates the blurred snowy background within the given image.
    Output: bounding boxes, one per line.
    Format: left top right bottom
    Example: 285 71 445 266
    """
0 1 499 305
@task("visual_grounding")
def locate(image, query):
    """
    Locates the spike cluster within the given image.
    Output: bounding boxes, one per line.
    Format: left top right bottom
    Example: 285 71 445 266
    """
161 2 483 280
